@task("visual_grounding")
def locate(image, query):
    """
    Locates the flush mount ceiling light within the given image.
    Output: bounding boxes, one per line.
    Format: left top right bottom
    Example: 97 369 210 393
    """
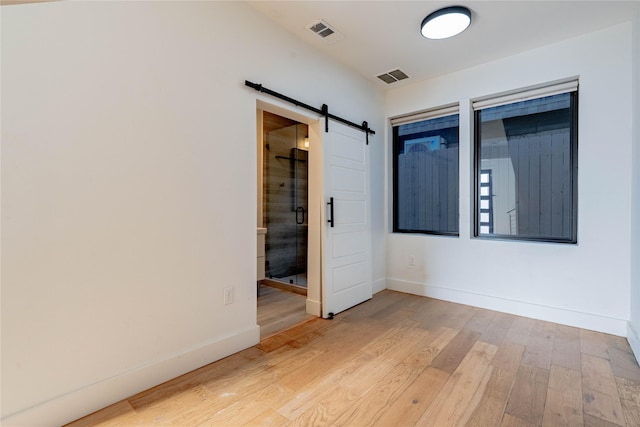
421 6 471 39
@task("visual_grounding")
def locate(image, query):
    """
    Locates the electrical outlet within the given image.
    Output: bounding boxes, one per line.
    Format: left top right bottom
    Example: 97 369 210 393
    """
223 287 234 305
409 255 415 266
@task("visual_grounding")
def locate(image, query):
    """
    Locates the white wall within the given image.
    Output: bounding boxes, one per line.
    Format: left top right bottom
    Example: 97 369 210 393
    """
386 23 634 336
0 2 384 425
629 6 640 359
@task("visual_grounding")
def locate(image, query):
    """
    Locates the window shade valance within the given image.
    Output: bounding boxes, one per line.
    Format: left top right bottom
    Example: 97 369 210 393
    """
472 79 579 111
390 104 459 127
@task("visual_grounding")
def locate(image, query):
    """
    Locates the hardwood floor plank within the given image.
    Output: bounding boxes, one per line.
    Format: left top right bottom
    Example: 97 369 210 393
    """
505 364 550 425
551 324 582 371
505 316 536 346
340 289 406 323
465 307 497 333
484 367 518 401
620 399 640 427
615 376 640 426
492 341 526 373
409 297 450 329
290 386 359 426
412 298 475 331
359 319 422 359
369 295 419 322
430 328 481 374
608 347 640 382
467 392 512 427
342 327 430 397
466 368 516 426
332 326 455 426
128 378 202 411
581 329 611 359
372 367 449 427
582 387 626 426
242 408 290 427
258 317 333 353
195 383 291 426
334 346 436 425
501 413 538 427
133 384 221 425
583 414 625 427
440 302 478 330
582 354 619 398
416 341 498 426
615 376 640 404
522 320 555 370
425 327 461 359
480 312 516 346
542 365 583 426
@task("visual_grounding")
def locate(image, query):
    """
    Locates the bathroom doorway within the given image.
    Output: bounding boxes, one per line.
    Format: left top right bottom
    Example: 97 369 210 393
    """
257 111 314 338
262 112 309 293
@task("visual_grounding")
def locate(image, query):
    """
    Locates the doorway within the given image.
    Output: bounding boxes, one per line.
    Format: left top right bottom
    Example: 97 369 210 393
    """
257 111 314 338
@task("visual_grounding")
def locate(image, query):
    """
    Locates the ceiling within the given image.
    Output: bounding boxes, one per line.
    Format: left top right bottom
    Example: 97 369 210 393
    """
248 1 639 90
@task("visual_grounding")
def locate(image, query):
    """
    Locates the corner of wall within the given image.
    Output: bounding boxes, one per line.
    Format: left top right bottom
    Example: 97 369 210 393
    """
373 278 387 294
629 322 640 362
629 3 640 362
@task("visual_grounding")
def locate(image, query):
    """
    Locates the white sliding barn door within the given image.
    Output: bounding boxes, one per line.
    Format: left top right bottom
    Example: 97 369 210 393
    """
322 121 372 318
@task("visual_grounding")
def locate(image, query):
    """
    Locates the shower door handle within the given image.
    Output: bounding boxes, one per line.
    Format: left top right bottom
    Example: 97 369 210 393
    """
327 197 334 228
296 207 305 225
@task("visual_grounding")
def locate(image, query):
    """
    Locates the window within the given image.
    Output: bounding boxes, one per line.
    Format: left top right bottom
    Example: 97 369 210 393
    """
473 81 578 243
392 106 459 235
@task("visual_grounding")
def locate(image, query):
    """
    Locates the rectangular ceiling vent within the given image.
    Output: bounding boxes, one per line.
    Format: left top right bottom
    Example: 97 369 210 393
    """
307 20 344 44
377 69 409 84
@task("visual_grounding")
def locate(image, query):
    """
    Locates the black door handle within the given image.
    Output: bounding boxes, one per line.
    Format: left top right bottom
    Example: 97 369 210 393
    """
327 197 334 228
296 207 305 225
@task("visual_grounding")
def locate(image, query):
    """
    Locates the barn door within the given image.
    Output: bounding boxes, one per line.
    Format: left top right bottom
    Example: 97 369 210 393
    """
322 121 372 318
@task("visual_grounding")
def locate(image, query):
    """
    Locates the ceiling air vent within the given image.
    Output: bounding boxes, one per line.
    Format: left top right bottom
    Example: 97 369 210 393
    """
307 19 344 44
377 69 409 84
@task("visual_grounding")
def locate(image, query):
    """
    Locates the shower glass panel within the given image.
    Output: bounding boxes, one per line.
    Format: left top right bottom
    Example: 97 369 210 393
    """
264 121 308 287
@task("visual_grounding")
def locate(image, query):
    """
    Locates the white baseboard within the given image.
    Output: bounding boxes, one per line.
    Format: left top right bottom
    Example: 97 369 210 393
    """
628 322 640 361
1 325 260 427
306 297 322 317
372 277 387 294
386 278 628 337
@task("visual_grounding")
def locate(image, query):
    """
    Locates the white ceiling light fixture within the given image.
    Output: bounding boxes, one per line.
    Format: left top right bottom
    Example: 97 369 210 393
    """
421 6 472 40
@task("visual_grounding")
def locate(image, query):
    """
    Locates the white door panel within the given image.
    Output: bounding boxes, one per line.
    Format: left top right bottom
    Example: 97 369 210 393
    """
332 232 366 258
331 138 365 163
334 200 366 225
322 121 372 318
332 262 367 292
330 166 366 193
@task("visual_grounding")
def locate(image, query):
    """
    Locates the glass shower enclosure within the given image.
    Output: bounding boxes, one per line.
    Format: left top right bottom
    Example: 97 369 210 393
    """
263 118 308 288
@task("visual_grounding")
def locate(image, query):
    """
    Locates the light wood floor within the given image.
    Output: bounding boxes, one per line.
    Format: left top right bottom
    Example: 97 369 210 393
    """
67 290 640 426
257 283 314 339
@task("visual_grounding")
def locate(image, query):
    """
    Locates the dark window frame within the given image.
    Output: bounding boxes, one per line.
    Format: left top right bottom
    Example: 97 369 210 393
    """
392 114 460 236
472 91 579 244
